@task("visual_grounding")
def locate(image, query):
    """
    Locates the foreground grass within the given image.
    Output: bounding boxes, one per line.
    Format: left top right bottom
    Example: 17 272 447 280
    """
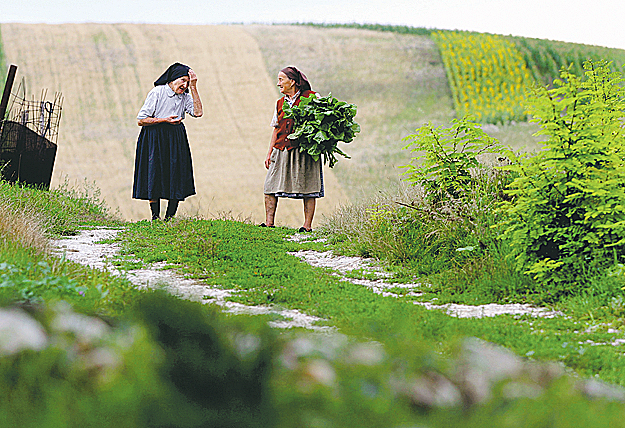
113 218 625 387
3 179 625 426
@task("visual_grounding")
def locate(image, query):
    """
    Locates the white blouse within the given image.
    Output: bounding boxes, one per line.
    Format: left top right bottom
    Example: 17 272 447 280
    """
137 84 195 120
270 91 301 128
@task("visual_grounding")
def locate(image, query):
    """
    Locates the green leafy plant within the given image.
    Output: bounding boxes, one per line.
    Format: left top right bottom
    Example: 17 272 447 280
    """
401 116 508 202
283 93 360 167
498 60 625 291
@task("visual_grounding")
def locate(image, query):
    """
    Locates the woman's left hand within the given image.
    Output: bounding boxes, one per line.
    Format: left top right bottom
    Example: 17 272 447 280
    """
189 69 198 86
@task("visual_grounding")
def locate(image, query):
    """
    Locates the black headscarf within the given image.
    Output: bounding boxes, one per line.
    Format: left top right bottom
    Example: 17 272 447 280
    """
154 63 191 93
281 66 312 93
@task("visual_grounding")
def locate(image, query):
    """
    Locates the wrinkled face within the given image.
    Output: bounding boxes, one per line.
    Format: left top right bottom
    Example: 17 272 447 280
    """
169 75 190 94
277 71 296 95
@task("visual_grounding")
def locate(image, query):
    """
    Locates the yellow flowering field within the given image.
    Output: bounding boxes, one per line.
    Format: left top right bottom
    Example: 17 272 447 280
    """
432 31 535 124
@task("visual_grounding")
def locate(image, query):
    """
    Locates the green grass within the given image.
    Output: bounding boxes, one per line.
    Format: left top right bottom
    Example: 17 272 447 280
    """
2 177 625 425
110 216 625 387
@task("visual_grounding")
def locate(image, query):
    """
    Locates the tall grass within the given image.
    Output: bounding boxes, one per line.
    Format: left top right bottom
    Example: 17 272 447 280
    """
0 193 49 253
0 177 118 236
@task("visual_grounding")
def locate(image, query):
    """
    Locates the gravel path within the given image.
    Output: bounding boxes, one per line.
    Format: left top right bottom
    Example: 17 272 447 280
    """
51 227 562 330
288 248 562 319
51 227 334 332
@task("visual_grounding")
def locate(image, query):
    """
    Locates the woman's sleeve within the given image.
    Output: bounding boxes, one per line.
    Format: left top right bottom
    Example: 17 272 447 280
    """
270 109 279 128
184 93 195 117
137 89 158 120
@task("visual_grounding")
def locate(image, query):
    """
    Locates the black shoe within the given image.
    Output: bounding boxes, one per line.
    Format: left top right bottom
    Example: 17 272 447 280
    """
298 227 312 233
150 201 160 221
165 200 179 220
259 223 275 228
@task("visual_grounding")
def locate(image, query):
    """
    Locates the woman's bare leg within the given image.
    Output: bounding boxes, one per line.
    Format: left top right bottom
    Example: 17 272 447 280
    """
303 197 316 230
264 194 278 227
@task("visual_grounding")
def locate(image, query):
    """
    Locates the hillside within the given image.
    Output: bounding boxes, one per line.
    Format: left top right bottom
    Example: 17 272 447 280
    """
0 24 349 225
3 23 617 224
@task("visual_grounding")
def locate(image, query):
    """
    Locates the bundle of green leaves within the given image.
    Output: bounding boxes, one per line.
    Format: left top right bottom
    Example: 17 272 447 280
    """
283 93 360 167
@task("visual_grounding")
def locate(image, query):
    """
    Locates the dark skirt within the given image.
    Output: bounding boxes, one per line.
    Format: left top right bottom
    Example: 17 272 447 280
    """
132 122 196 201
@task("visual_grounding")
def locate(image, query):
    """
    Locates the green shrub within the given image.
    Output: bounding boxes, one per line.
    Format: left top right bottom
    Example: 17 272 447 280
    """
401 115 509 202
499 60 625 293
131 292 277 428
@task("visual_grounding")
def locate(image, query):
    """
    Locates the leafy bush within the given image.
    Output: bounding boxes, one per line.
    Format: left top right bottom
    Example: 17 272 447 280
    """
401 116 509 202
499 60 625 292
283 92 360 167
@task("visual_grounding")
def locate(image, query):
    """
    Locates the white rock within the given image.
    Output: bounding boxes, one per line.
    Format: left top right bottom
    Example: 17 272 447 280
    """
0 308 48 355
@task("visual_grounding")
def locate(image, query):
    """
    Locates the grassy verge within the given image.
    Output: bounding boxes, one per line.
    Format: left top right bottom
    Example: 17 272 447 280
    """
112 217 625 387
0 178 136 316
2 178 625 425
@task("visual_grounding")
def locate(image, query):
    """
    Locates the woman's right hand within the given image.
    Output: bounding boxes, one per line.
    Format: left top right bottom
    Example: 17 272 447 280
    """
264 152 272 169
164 115 182 124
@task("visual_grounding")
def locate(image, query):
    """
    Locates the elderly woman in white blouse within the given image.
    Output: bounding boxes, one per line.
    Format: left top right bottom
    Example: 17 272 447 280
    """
132 62 203 221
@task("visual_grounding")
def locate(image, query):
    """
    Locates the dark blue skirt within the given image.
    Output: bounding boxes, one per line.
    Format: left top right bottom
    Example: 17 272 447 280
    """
132 122 196 201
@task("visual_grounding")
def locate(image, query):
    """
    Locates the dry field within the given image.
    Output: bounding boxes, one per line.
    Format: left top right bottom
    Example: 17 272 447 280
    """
0 23 347 226
245 25 456 199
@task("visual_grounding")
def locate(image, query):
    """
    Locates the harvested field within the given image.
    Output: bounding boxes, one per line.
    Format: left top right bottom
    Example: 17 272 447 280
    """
0 23 347 225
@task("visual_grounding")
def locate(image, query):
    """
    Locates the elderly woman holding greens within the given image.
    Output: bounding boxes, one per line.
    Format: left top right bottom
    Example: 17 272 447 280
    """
262 66 322 232
132 62 203 221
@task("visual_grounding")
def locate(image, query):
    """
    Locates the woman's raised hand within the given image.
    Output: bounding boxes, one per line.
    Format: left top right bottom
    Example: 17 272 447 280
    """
188 69 198 86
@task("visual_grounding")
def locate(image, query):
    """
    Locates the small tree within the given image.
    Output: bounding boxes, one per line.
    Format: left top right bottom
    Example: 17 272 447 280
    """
499 60 625 289
401 116 508 203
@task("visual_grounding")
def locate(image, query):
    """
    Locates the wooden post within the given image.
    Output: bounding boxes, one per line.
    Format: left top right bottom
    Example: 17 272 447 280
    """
0 64 18 123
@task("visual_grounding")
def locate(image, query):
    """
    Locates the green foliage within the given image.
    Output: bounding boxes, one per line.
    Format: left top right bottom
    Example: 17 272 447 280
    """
131 292 277 428
499 60 625 292
508 36 625 86
402 116 508 201
283 92 360 167
0 294 278 428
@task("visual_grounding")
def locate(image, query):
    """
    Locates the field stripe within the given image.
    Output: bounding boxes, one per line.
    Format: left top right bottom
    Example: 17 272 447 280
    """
0 23 347 225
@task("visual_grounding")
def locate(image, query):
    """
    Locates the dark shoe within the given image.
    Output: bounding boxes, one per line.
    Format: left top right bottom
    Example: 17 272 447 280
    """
165 200 179 220
150 201 160 221
259 223 275 228
298 227 312 233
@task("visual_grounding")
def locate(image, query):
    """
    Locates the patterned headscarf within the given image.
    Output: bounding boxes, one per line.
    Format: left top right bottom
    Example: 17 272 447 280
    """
281 66 312 92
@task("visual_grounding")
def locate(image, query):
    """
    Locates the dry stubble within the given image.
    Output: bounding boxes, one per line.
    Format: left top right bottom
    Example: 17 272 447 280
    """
0 23 347 226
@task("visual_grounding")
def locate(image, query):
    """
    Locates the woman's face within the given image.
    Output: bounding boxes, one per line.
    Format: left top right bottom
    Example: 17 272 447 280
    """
277 72 296 95
169 75 190 94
